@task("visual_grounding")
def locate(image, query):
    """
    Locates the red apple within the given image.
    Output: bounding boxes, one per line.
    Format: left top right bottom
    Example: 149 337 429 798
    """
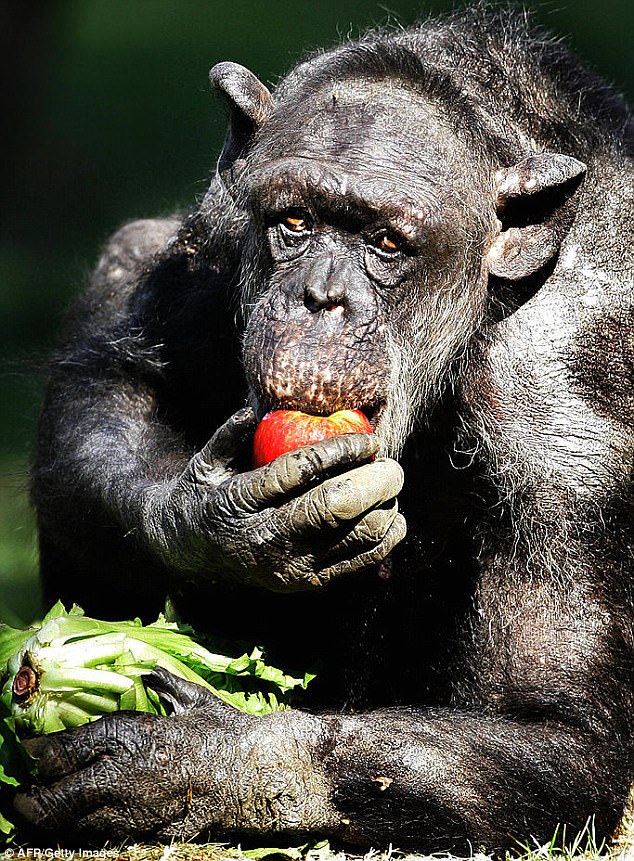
253 409 373 467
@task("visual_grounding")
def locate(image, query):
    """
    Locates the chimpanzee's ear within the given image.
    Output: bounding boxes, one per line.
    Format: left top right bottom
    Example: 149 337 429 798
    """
486 153 586 280
210 62 274 182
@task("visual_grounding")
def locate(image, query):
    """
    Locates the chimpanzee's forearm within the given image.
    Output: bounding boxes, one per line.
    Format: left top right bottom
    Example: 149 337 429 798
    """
279 534 634 853
17 681 628 851
313 708 629 852
32 369 194 616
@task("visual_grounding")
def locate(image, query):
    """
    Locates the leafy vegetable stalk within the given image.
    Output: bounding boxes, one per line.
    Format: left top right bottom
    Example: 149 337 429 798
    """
0 601 314 840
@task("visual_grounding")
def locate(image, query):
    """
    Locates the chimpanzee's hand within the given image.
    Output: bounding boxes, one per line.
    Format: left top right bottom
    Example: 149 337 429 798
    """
141 408 406 590
14 668 335 842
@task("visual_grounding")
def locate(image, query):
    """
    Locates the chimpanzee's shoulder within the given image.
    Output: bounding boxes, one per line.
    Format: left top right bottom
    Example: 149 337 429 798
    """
92 217 182 292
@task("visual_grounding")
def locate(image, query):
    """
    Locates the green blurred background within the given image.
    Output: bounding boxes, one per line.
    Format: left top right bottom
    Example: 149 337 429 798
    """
1 0 632 626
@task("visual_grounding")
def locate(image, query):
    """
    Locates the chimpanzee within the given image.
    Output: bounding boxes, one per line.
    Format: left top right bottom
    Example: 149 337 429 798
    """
17 4 634 854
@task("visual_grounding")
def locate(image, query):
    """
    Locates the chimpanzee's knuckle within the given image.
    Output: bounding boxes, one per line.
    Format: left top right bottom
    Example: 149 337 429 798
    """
14 788 50 828
319 507 397 564
268 558 321 590
356 504 399 542
22 735 68 781
36 737 81 781
319 431 379 463
282 484 335 532
246 458 303 504
214 475 251 515
188 450 215 486
298 495 327 531
29 720 114 781
324 461 402 520
373 457 405 495
269 450 314 491
323 478 360 521
343 512 406 572
387 512 407 547
360 543 390 569
113 712 158 756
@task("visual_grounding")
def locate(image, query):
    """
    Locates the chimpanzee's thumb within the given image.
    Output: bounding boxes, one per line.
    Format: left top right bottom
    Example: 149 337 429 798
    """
144 666 223 714
197 407 257 474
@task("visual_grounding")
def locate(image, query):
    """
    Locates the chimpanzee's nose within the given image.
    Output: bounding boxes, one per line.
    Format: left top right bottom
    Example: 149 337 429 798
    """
304 256 348 312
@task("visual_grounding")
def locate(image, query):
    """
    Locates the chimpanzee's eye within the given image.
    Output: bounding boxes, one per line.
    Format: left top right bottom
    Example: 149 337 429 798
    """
284 215 308 232
371 232 402 257
279 211 312 240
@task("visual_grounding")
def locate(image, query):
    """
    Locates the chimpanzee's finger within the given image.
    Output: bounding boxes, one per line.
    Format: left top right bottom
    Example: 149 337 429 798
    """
321 500 401 558
319 512 407 580
14 758 120 830
225 432 379 508
144 666 226 715
22 723 109 782
192 407 257 478
22 712 157 782
280 458 404 537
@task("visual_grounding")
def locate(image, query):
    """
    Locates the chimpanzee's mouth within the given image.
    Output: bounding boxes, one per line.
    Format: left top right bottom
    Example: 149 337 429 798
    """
360 402 386 430
257 397 386 430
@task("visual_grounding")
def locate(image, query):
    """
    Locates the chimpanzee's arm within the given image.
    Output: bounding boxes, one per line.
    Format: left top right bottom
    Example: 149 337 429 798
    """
33 216 187 615
15 567 632 854
33 215 405 618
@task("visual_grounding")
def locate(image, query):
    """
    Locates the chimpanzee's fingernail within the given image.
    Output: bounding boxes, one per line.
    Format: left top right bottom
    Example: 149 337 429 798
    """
234 406 255 424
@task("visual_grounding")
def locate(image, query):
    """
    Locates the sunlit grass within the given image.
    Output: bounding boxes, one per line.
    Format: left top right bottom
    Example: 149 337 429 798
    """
24 828 633 861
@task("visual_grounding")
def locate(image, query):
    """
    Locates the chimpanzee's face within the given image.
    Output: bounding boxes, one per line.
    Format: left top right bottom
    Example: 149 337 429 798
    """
240 82 494 455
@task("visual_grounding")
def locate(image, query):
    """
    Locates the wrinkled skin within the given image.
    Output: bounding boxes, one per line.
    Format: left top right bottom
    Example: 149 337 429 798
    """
23 6 634 855
141 411 405 591
16 670 340 841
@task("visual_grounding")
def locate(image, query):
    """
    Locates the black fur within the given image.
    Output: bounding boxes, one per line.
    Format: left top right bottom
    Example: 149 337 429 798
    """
24 6 633 853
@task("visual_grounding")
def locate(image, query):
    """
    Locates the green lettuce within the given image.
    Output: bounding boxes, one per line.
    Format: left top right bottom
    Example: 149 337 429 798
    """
0 602 314 840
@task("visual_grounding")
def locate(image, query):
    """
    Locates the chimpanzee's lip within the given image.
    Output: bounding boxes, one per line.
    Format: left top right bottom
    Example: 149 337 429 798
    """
257 398 386 429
